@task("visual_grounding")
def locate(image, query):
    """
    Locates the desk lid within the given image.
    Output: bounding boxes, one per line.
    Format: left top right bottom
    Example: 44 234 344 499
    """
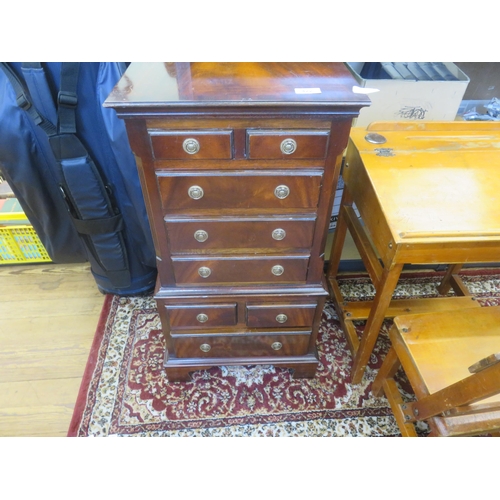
347 121 500 244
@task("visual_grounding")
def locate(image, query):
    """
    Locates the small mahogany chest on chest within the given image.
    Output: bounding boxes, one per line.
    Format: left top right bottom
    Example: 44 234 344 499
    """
105 62 369 382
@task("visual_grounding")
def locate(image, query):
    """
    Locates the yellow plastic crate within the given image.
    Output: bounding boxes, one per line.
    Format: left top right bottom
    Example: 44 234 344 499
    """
0 212 52 264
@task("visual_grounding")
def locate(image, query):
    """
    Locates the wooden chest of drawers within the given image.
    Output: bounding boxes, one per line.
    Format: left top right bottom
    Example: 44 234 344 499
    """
104 63 369 382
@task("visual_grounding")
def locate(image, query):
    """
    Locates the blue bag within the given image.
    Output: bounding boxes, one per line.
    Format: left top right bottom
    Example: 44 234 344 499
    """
0 62 157 295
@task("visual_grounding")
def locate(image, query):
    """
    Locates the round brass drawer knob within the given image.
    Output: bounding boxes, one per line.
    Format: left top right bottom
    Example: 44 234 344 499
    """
196 313 208 323
271 265 284 276
183 138 200 154
272 228 286 241
188 185 204 200
198 267 211 278
200 343 211 352
194 230 208 242
280 138 297 155
276 314 288 323
271 342 283 351
274 185 290 199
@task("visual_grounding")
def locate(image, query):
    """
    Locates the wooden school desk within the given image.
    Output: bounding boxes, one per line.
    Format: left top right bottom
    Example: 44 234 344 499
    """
326 121 500 384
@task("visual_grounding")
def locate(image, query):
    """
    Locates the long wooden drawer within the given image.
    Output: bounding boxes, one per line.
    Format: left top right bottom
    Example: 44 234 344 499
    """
149 130 233 159
172 331 311 358
247 129 329 159
156 170 322 212
171 256 309 284
165 216 316 253
246 302 317 328
165 303 237 329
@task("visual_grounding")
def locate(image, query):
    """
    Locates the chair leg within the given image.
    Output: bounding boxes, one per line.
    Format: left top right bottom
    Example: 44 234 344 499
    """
372 345 401 397
372 345 418 436
378 378 418 437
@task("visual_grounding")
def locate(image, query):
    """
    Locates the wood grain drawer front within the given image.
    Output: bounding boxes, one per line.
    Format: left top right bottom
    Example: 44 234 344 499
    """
165 217 316 253
246 303 317 328
172 256 309 284
166 303 237 329
247 130 329 159
149 130 233 160
157 170 322 212
173 332 311 358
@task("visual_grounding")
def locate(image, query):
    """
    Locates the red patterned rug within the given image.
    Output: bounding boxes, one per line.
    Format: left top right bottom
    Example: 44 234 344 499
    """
68 269 500 437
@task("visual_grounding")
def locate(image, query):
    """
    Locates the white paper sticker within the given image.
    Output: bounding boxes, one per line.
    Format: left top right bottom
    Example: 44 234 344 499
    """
294 88 322 94
352 85 380 94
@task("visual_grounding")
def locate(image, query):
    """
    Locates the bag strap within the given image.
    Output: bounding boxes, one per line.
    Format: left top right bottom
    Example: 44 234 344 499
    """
58 62 79 135
21 62 58 126
20 62 80 136
0 62 57 136
3 62 81 138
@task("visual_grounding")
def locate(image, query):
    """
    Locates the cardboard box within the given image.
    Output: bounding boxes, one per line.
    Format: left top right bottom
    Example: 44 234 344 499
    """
329 175 360 232
346 62 470 127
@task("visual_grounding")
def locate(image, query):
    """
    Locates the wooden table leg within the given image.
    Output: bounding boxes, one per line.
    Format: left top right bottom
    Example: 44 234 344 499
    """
326 185 361 356
437 264 468 296
350 262 404 384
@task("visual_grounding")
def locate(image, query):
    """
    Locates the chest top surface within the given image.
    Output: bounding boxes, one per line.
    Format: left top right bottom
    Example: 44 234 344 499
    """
103 62 370 111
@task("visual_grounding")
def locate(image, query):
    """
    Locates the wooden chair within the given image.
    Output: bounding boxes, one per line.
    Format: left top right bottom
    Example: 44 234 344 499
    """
372 306 500 437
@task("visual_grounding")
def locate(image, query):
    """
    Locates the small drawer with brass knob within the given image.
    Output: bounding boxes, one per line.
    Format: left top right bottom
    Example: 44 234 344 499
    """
246 302 318 328
164 303 237 330
246 129 330 159
148 130 233 159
